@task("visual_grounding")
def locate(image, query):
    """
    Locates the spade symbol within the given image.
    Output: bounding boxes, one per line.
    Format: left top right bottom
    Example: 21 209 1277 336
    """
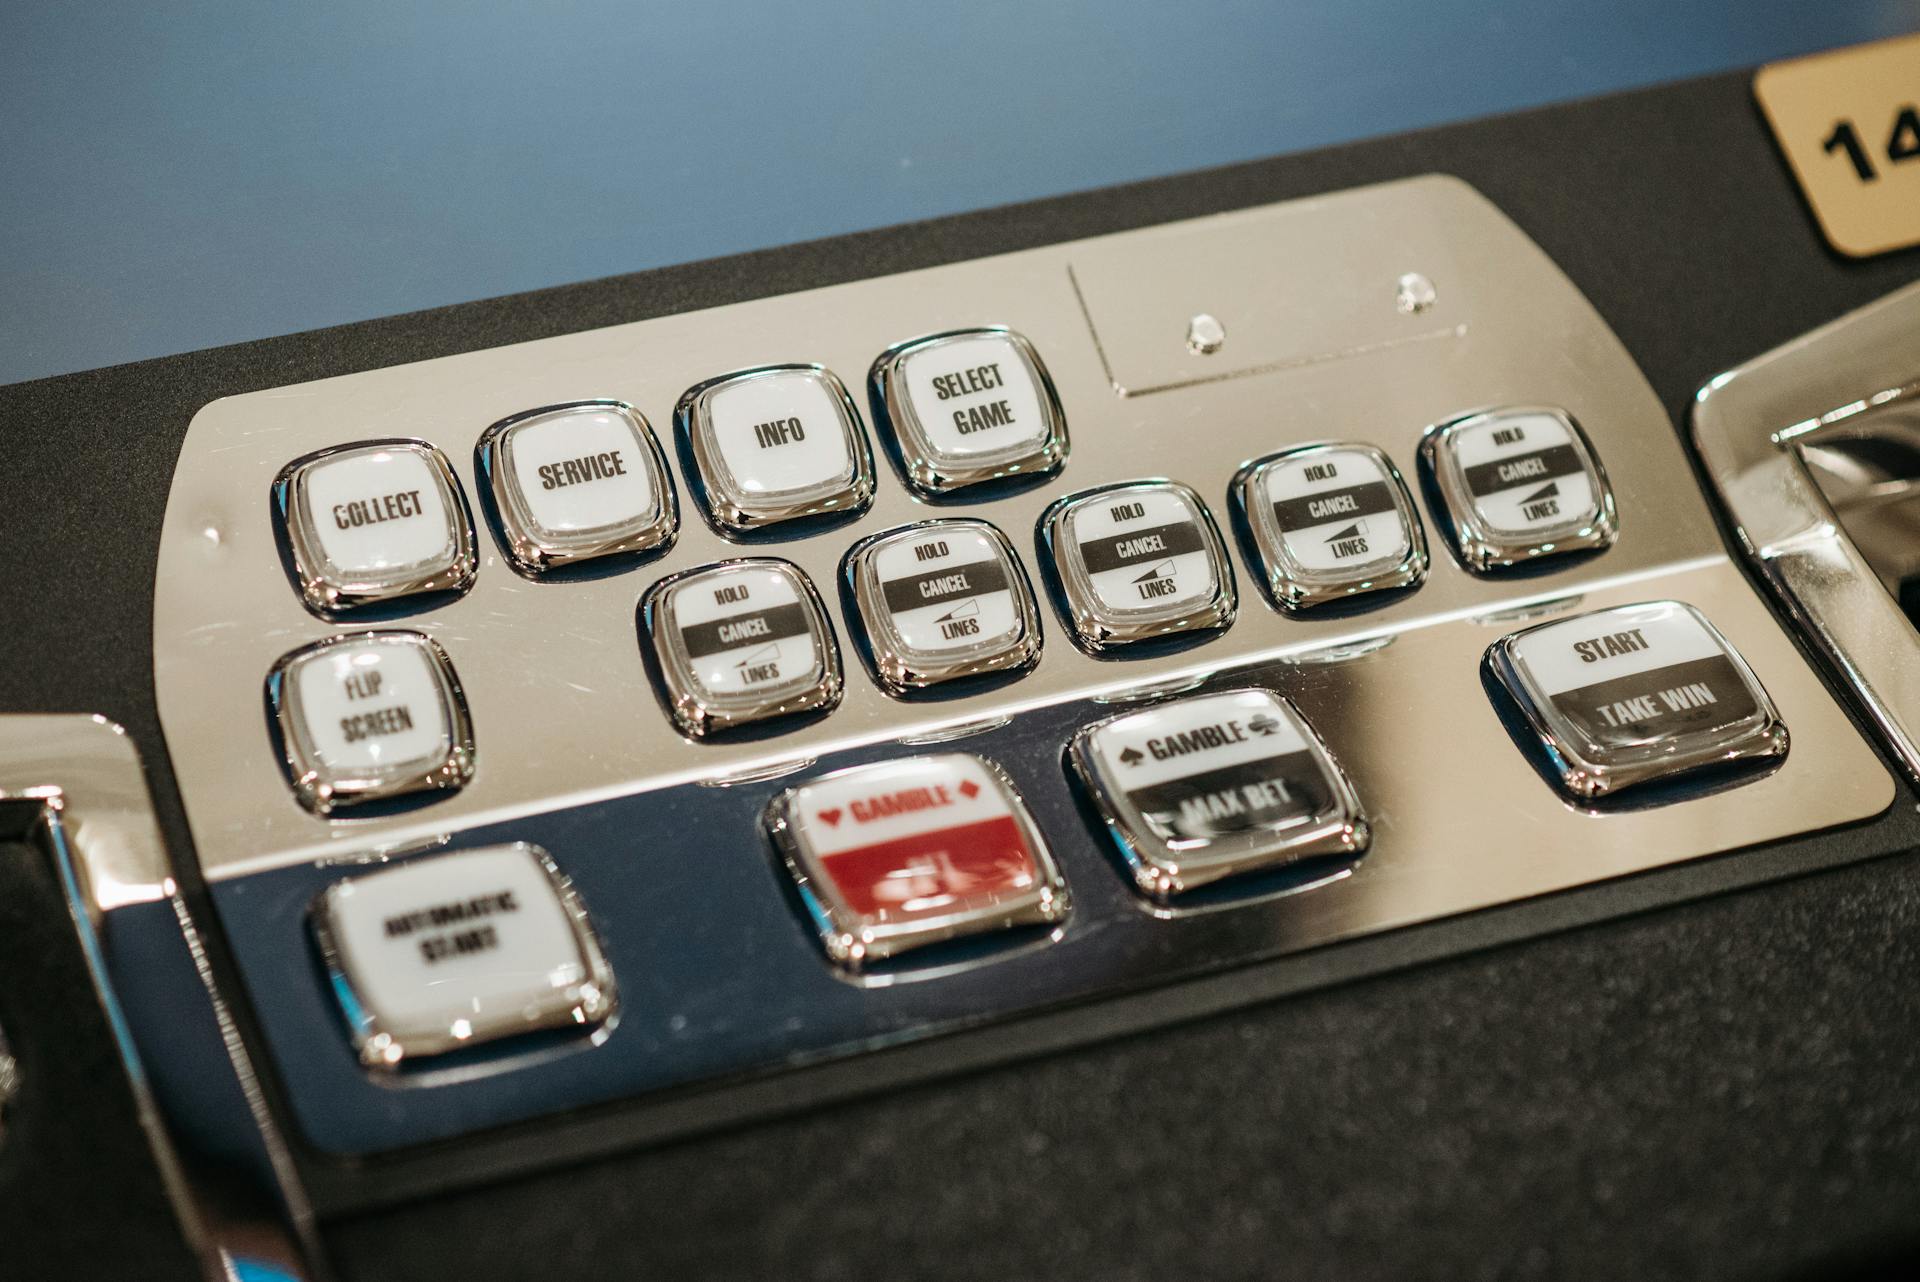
1118 745 1146 766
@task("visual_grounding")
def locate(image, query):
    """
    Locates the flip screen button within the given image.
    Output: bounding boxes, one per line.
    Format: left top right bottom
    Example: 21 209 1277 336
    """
768 754 1069 970
1488 599 1788 799
1070 688 1367 902
478 401 675 573
269 631 475 815
1236 442 1426 611
871 328 1067 495
1043 480 1235 651
1422 407 1616 571
644 559 841 738
847 520 1040 693
676 365 874 534
313 843 615 1068
276 440 477 614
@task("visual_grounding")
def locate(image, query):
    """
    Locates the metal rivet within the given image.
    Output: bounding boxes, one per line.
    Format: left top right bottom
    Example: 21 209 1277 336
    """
1395 272 1437 315
1186 313 1226 355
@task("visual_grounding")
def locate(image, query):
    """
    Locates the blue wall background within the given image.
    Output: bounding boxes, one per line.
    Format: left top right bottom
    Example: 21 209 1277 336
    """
4 2 1918 385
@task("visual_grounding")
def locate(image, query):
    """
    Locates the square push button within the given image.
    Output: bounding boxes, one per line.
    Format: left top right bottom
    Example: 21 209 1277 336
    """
871 328 1068 496
275 440 477 614
1070 688 1367 903
476 401 675 574
643 559 841 738
1042 480 1235 652
1421 406 1616 572
767 754 1068 970
676 365 874 534
268 631 475 815
1233 443 1426 611
312 843 615 1068
1487 600 1788 799
846 520 1041 694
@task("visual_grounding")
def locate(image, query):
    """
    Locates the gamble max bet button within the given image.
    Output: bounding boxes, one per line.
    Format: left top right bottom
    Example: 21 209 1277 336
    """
767 754 1069 970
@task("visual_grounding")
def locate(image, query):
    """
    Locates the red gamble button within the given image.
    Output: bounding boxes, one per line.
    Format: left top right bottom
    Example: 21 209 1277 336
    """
767 754 1070 971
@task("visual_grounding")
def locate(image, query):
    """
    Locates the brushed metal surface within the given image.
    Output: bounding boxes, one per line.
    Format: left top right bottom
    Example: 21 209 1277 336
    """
156 174 1893 884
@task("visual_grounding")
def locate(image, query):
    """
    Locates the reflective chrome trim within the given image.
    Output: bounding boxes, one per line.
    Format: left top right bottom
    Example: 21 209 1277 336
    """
272 437 477 615
870 327 1068 495
1421 406 1617 572
1692 279 1920 782
764 754 1069 969
0 1018 15 1150
267 630 476 816
1069 688 1368 903
1486 600 1789 800
675 364 875 534
845 519 1042 695
1041 479 1237 653
475 400 677 574
641 558 843 739
311 842 617 1069
1232 442 1428 612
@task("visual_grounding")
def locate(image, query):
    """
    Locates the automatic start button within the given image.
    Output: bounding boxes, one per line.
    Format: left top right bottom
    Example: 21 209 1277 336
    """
1488 599 1789 799
1070 688 1367 902
1043 479 1235 652
767 754 1069 970
312 843 616 1068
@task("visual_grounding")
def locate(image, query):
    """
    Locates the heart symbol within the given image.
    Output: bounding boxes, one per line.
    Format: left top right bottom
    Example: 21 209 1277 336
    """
958 780 980 799
818 808 843 827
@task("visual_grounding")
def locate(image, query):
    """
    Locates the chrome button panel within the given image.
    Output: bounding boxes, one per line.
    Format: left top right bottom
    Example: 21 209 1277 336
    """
1233 442 1426 611
1043 479 1235 651
1070 687 1366 903
1487 600 1789 799
1422 406 1616 572
846 520 1041 694
676 364 874 534
871 327 1067 495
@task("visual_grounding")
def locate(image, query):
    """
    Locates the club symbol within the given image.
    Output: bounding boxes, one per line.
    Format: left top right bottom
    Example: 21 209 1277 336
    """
1247 714 1280 737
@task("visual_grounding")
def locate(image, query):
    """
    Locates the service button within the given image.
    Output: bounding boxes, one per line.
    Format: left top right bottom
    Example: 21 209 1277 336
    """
870 328 1067 495
1069 688 1367 902
1042 479 1235 652
268 631 475 815
846 520 1040 694
676 365 874 534
275 440 476 614
643 559 841 738
1487 599 1789 798
1422 406 1616 571
767 754 1069 970
1234 442 1426 611
312 843 615 1068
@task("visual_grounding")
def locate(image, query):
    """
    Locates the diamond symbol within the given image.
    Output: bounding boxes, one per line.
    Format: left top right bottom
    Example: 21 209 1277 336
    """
958 779 980 799
818 808 843 827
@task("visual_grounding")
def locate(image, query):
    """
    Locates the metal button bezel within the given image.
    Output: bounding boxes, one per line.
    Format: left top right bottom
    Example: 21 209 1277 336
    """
310 842 617 1069
1232 441 1428 612
1069 687 1368 903
267 630 475 816
1041 478 1237 653
1486 599 1789 800
274 438 477 616
641 558 843 739
1420 405 1618 572
675 364 875 535
765 753 1070 970
870 327 1069 496
845 519 1042 695
475 400 677 576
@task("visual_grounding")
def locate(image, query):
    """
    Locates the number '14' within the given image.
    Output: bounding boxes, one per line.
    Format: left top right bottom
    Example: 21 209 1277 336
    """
1824 105 1920 182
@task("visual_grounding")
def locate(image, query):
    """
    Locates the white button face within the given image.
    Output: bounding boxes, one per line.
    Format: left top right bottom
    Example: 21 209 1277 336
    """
284 443 473 611
649 561 840 736
1049 483 1233 648
273 632 472 814
877 329 1066 494
1071 688 1366 901
315 844 614 1067
486 404 672 570
683 367 870 530
1446 410 1600 537
1259 447 1411 574
850 522 1039 692
1491 600 1787 798
770 754 1068 969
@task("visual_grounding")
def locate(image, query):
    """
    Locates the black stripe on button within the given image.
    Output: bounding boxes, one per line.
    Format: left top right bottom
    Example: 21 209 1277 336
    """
1123 750 1331 839
880 559 1010 614
1548 654 1760 739
1461 444 1584 497
1271 480 1399 532
1077 520 1206 574
679 602 815 659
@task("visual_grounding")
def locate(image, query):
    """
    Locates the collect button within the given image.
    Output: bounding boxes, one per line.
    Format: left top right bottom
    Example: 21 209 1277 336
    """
768 754 1069 970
